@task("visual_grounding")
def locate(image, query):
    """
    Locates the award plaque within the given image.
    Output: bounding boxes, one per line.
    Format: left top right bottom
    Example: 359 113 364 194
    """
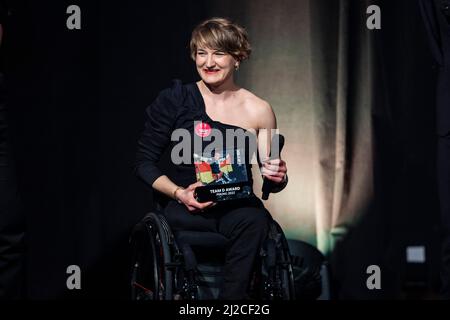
194 148 252 202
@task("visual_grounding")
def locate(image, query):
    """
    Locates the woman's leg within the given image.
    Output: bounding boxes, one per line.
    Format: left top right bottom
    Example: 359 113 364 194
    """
217 201 271 300
163 200 218 232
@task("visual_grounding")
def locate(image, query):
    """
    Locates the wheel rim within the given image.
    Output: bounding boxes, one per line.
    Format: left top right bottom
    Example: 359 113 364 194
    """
131 223 166 300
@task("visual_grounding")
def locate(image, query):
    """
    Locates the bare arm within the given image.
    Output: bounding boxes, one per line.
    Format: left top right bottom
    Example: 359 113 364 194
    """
256 101 277 164
152 175 181 200
256 101 288 189
152 176 214 212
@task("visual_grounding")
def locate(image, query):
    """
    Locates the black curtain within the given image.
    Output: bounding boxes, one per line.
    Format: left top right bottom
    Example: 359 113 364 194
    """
418 0 450 297
330 0 440 299
6 0 210 299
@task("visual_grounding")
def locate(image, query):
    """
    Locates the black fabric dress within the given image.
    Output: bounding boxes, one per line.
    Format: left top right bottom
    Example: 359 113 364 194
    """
135 79 259 190
134 79 271 299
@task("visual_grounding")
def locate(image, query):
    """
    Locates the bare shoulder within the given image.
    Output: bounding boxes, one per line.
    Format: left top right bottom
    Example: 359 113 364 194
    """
239 88 272 111
239 88 276 128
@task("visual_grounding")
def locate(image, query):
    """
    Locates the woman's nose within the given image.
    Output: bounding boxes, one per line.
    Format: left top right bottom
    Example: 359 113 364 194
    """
206 55 216 67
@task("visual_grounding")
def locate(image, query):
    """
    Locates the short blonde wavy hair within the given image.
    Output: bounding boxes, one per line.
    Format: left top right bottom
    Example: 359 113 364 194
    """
190 17 252 63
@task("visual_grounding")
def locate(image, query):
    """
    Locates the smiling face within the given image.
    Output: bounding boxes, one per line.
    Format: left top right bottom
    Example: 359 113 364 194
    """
195 46 237 87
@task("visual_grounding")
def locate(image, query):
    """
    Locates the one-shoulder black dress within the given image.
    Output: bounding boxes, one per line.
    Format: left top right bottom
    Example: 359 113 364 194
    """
135 79 271 299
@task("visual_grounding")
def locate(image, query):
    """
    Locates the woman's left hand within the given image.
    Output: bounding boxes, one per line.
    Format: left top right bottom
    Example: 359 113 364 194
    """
261 158 287 184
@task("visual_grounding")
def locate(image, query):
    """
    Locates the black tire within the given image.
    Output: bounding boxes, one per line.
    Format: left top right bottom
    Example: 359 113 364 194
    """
278 234 296 300
266 220 296 300
130 212 173 300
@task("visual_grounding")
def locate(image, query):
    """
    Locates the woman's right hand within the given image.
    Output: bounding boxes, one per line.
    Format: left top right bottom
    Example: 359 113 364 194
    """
175 181 216 213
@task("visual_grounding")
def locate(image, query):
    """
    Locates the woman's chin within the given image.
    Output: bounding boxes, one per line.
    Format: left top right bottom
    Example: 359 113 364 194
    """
200 75 228 87
202 78 221 86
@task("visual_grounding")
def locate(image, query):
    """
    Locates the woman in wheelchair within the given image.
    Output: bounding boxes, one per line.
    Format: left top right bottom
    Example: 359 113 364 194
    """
133 17 289 300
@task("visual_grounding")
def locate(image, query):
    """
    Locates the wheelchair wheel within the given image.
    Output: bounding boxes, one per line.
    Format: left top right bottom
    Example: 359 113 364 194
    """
130 212 174 300
260 219 296 300
278 233 296 300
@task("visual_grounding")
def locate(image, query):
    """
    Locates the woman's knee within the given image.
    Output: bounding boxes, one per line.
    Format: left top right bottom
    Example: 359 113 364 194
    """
230 207 271 230
163 201 218 232
248 208 271 230
163 201 189 231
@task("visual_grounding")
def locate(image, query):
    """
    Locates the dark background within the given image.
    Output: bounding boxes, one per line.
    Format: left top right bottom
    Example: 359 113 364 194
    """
329 1 440 299
2 0 440 299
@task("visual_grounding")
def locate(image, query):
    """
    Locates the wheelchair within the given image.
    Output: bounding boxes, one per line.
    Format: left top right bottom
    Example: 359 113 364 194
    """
129 197 297 300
